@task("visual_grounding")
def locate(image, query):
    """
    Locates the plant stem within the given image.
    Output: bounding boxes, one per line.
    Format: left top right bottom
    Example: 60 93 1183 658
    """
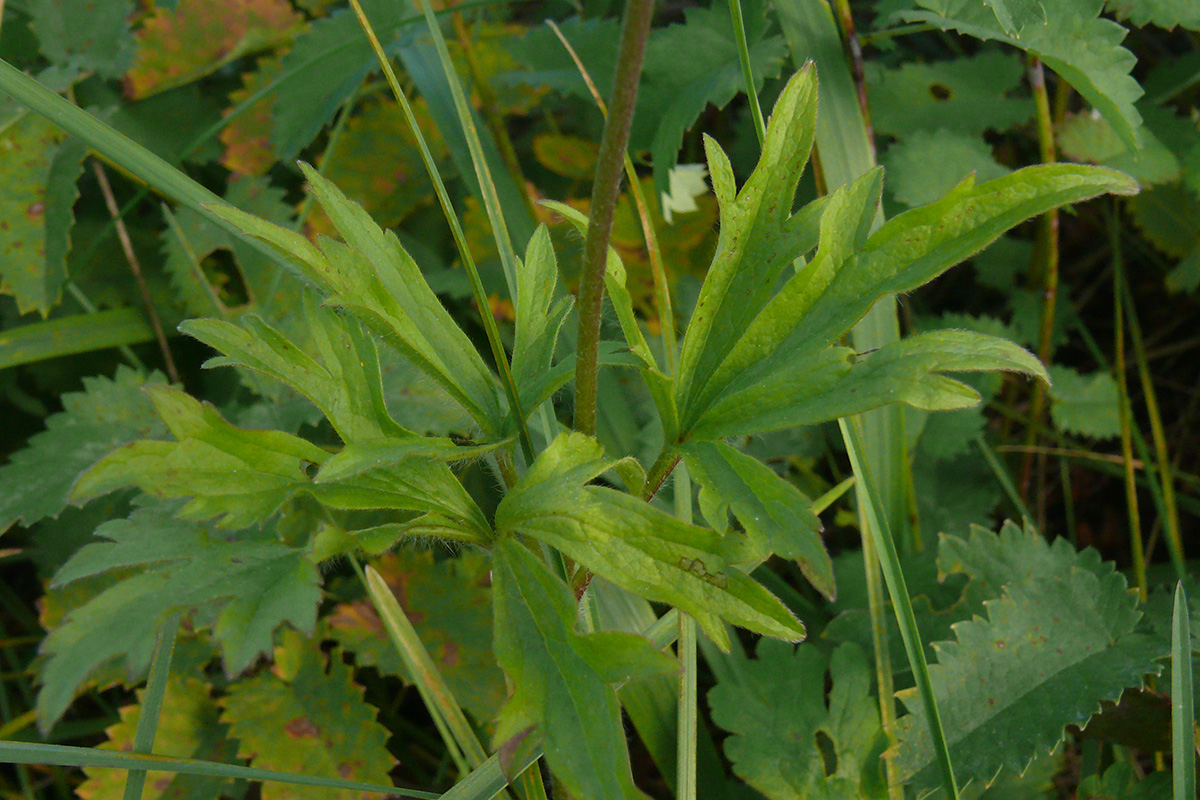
92 161 179 384
121 613 181 800
673 463 697 800
1020 55 1060 502
861 527 900 800
643 446 681 501
574 0 655 436
347 0 533 462
829 0 875 162
729 0 766 145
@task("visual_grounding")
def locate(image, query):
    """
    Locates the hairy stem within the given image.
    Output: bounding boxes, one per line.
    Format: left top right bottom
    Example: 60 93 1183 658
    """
730 0 766 145
574 0 655 435
1020 56 1059 503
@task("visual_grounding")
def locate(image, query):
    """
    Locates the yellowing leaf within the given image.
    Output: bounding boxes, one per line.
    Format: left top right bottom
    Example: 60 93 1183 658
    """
532 133 598 179
222 53 286 176
221 642 395 800
126 0 305 99
326 548 505 723
77 676 240 800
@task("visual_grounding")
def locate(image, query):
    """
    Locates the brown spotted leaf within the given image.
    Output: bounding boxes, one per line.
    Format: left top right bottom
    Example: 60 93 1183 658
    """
221 640 394 800
125 0 305 99
0 112 86 315
77 675 241 800
326 547 505 723
221 53 286 176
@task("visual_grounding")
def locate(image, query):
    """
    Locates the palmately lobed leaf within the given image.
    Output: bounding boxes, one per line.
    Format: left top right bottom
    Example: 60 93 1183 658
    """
892 522 1165 792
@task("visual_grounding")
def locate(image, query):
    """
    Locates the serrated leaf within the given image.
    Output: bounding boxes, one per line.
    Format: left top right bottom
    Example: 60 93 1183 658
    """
29 0 134 78
1058 111 1180 186
182 293 409 443
1077 762 1171 800
512 225 572 413
39 500 321 728
708 641 888 800
883 129 1009 208
76 676 241 800
125 0 305 99
304 96 444 238
270 0 412 160
495 433 805 650
1105 0 1200 30
1048 365 1120 439
637 0 788 194
0 112 86 315
491 538 676 800
498 17 620 102
900 0 1144 150
866 51 1031 139
210 164 507 436
678 440 832 599
221 53 285 176
72 385 329 529
892 523 1165 792
327 548 505 723
221 642 395 800
1127 181 1200 259
0 367 168 534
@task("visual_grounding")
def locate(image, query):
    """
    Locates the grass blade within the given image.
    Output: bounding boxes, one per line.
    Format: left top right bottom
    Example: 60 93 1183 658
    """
0 308 154 370
1174 582 1195 800
839 417 960 800
439 750 544 800
0 741 437 799
121 613 181 800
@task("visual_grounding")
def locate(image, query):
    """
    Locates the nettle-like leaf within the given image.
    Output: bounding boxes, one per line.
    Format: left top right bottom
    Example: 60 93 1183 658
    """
495 433 805 650
882 129 1009 208
1126 182 1200 292
671 66 1135 444
221 639 395 800
72 385 329 529
679 440 833 600
221 52 285 176
1058 110 1181 187
206 164 508 437
1105 0 1200 31
636 0 787 195
0 367 168 534
708 641 888 800
1077 761 1172 800
491 538 677 800
326 548 506 723
892 522 1165 792
39 500 321 728
865 51 1031 139
0 111 86 315
125 0 305 99
76 675 241 800
29 0 135 78
1048 365 1121 440
182 292 410 443
900 0 1144 150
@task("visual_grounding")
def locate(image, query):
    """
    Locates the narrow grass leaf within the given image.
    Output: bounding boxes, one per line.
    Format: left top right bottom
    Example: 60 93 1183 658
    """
1173 581 1196 800
0 309 154 371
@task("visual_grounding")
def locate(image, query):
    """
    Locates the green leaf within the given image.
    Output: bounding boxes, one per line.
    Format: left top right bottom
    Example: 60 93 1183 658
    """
1048 365 1121 440
29 0 134 78
327 548 506 723
674 66 824 432
678 440 833 600
491 538 676 800
691 329 1048 439
512 225 572 414
637 0 788 195
0 112 86 315
865 50 1031 139
0 367 168 534
40 500 321 728
708 641 888 800
211 164 507 435
71 385 329 529
124 0 304 99
1127 181 1200 259
2 303 155 370
900 0 1144 150
495 433 806 649
1105 0 1200 31
221 640 395 800
1077 762 1171 800
76 676 241 800
893 523 1165 792
882 129 1010 208
182 293 409 443
1058 111 1181 187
